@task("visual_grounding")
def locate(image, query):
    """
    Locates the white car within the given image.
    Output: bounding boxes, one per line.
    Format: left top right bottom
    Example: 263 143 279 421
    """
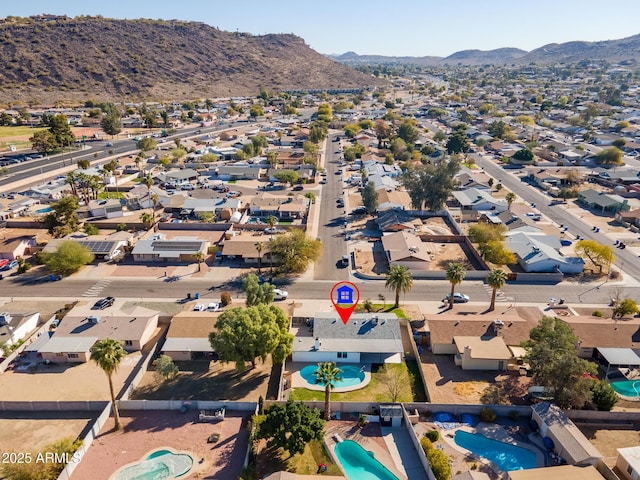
273 289 289 300
207 302 220 312
193 303 206 312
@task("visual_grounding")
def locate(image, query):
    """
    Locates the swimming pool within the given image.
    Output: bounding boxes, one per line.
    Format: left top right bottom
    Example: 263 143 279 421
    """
610 380 640 399
111 448 193 480
334 440 398 480
299 364 365 389
35 206 53 214
454 430 537 471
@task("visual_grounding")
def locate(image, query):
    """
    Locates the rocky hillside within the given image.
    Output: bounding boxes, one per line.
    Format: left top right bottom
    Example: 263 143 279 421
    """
332 33 640 66
0 17 382 103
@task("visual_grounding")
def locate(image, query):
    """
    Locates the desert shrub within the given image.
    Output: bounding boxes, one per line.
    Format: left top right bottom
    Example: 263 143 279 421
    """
479 407 497 423
592 310 603 318
426 447 451 480
220 291 232 306
609 270 621 280
425 430 440 442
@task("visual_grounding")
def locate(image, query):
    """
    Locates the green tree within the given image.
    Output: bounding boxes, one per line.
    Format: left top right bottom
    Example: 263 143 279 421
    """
257 399 325 457
48 114 75 149
314 362 343 420
591 380 618 411
468 223 506 244
512 149 534 162
266 215 278 273
315 103 332 122
140 212 154 230
361 181 378 214
445 263 466 309
309 120 328 143
91 338 127 430
101 110 122 137
344 123 360 138
84 223 99 235
269 229 322 274
505 192 517 210
243 273 275 306
154 354 179 382
478 241 515 265
249 104 264 118
209 304 293 371
401 157 461 211
255 242 264 274
137 137 157 153
273 169 299 186
43 196 79 237
30 130 58 153
488 120 512 139
575 240 615 274
397 120 419 147
446 124 470 154
193 252 205 272
421 438 451 480
77 159 90 170
595 147 623 166
385 264 413 308
40 241 94 275
613 299 640 319
487 268 508 312
523 316 596 409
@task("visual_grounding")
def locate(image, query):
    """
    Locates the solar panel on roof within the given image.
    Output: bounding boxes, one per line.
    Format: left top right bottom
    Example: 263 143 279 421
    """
151 241 202 252
78 241 114 254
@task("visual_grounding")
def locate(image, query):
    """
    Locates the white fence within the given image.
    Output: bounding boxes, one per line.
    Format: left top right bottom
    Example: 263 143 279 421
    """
118 399 258 412
402 405 435 480
0 400 107 411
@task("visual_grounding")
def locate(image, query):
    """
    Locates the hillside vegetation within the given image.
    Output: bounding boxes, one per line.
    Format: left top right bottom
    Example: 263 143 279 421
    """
0 17 381 104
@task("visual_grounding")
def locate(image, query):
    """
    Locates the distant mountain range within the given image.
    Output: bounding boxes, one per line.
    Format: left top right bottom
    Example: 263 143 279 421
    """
330 33 640 66
0 17 382 103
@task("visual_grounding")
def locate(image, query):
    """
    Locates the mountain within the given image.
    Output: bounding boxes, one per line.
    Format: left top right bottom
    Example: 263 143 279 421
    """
331 33 640 66
0 17 382 103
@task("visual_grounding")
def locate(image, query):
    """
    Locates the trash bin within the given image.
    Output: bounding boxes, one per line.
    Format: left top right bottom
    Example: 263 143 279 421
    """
195 292 200 300
187 293 191 300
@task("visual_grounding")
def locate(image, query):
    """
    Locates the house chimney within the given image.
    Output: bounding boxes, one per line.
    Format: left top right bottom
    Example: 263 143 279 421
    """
493 319 505 337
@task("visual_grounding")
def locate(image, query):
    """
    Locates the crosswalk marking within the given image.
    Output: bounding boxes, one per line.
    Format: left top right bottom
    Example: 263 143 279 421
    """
483 284 509 302
82 279 112 297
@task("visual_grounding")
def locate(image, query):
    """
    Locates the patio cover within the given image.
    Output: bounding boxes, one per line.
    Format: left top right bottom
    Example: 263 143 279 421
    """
597 348 640 367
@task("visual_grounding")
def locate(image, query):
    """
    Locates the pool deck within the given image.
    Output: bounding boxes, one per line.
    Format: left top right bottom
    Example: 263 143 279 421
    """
441 423 546 478
324 420 410 480
288 361 372 393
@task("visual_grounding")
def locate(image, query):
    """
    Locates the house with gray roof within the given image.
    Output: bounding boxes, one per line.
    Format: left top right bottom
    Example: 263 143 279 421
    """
381 231 434 272
292 312 403 364
132 233 208 263
506 231 584 274
451 187 507 219
164 168 199 183
578 188 630 214
216 165 265 180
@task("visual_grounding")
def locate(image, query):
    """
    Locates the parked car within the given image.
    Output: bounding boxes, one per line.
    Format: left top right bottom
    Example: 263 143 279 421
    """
1 260 19 270
193 303 206 312
292 185 304 191
350 206 367 215
93 297 115 310
207 302 220 312
442 293 470 303
265 227 287 235
273 289 289 300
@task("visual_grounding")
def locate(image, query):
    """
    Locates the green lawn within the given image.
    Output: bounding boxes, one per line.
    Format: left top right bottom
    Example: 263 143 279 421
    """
290 362 417 402
255 441 341 479
227 179 238 184
355 303 406 318
98 192 125 199
0 126 46 139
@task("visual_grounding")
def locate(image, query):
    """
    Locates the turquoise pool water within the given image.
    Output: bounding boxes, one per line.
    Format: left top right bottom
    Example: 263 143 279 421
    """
300 365 365 389
335 440 398 480
36 206 53 214
454 430 537 471
610 380 640 398
112 448 193 479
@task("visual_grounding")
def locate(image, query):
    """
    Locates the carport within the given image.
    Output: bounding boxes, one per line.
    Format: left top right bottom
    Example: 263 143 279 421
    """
595 347 640 375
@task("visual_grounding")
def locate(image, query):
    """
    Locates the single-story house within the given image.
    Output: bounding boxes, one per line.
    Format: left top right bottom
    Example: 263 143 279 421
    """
509 465 605 480
221 234 271 266
0 312 39 347
506 231 584 274
363 161 402 178
38 304 159 363
377 210 417 232
249 193 309 219
161 312 219 362
292 312 403 364
216 165 265 180
452 187 508 219
42 231 133 260
381 231 434 271
578 189 630 214
88 199 124 219
531 402 603 466
561 316 640 359
615 209 640 228
376 189 411 212
180 197 242 220
453 335 513 371
132 234 208 263
366 174 399 191
0 235 36 260
164 169 199 183
617 446 640 480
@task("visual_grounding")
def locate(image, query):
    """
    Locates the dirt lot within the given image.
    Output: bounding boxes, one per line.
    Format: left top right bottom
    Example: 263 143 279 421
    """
132 357 274 402
70 410 249 480
0 412 95 452
0 352 141 401
578 425 640 466
0 300 72 323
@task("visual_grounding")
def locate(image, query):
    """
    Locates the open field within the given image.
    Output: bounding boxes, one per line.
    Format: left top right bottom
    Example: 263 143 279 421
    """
578 425 640 467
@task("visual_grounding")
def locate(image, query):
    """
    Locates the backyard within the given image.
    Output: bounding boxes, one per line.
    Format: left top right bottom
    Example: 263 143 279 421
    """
289 361 427 403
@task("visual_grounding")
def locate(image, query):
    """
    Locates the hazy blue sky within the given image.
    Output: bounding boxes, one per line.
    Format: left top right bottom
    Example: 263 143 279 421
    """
5 0 640 57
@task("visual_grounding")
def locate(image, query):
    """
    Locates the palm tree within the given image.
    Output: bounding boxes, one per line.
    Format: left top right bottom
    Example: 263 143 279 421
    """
505 192 516 211
91 338 127 430
266 215 278 274
445 263 466 309
487 268 508 312
385 264 413 308
255 242 263 274
150 193 159 223
193 252 205 272
314 362 343 421
140 212 153 230
65 172 79 199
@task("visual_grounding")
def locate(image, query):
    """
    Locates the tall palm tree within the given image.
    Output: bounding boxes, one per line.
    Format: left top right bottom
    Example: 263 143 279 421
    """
385 264 413 308
446 263 466 309
255 242 263 274
140 212 153 230
150 193 159 223
193 252 205 272
487 268 508 312
314 362 343 421
505 192 516 211
65 172 79 199
91 338 127 430
266 215 278 274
